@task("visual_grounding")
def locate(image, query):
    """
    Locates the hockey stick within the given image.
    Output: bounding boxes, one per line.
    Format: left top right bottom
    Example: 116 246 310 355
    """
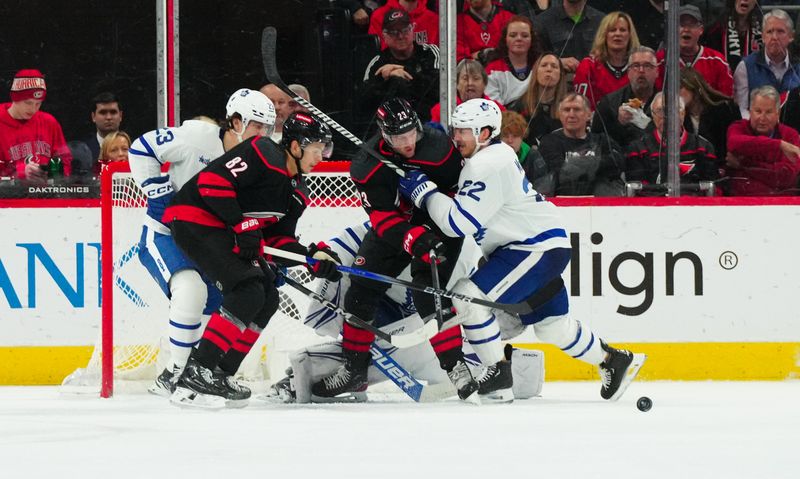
370 344 456 402
429 249 445 329
264 246 532 315
261 26 406 178
277 270 434 348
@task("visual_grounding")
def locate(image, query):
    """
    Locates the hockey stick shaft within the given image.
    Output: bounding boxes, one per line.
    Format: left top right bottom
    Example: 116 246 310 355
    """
429 250 444 329
277 271 432 348
261 26 406 178
264 246 531 315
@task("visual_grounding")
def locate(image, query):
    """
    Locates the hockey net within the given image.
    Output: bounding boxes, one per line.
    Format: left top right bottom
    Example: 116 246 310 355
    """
62 160 365 397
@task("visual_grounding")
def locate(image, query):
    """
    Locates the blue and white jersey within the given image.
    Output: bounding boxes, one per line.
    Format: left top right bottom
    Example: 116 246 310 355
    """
426 141 570 256
129 120 225 233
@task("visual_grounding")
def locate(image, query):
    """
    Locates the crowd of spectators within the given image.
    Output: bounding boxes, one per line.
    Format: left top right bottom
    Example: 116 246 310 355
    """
4 0 800 197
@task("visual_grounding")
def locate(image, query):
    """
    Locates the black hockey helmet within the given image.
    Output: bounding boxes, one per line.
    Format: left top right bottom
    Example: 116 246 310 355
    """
281 112 333 158
376 97 423 146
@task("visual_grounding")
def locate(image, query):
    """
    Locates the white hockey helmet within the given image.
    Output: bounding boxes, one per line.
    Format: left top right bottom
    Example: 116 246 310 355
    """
226 88 277 136
450 98 502 143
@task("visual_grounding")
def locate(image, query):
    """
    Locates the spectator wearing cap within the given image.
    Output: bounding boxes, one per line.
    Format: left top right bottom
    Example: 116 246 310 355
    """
369 0 439 50
0 69 72 183
456 0 514 62
733 9 800 118
656 5 734 97
84 91 123 161
361 8 440 122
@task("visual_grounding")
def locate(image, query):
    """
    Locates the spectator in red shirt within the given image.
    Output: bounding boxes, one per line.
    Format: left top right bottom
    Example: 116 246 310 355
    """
726 85 800 196
0 69 72 183
456 0 514 62
369 0 439 50
656 5 734 97
574 11 641 110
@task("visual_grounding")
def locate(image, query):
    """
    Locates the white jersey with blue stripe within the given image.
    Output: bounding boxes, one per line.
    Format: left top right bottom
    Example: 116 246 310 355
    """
425 141 570 255
129 119 224 194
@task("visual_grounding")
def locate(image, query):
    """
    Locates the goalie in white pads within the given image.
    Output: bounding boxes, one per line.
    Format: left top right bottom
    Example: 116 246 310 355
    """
267 222 545 403
128 88 276 397
399 98 646 402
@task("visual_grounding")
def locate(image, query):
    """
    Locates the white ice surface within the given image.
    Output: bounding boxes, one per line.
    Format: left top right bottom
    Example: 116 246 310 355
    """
1 381 798 479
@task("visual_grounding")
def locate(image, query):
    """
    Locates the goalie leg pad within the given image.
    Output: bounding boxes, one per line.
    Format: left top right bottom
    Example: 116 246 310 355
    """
509 347 545 399
167 269 208 372
452 278 504 366
533 315 605 365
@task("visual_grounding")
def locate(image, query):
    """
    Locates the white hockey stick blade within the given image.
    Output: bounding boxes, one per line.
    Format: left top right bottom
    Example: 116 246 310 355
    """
417 382 458 402
609 353 647 402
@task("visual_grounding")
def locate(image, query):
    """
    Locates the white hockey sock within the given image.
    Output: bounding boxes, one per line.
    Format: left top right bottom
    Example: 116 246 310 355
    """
463 313 504 365
533 315 605 365
168 270 208 372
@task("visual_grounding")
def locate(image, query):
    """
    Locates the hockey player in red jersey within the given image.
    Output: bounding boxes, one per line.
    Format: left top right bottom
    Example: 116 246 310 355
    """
310 98 482 402
163 112 342 408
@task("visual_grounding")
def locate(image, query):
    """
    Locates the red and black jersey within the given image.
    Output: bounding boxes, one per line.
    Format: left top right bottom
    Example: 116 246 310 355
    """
164 136 309 256
350 125 463 251
573 56 630 110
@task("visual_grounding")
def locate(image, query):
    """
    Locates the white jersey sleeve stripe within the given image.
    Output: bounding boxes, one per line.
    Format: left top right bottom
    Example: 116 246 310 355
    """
138 136 163 164
330 237 357 259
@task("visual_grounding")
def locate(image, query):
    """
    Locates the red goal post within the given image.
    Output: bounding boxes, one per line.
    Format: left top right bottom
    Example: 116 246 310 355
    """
65 160 361 397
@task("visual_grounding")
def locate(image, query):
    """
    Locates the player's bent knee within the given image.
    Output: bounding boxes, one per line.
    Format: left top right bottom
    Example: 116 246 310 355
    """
344 284 381 321
169 269 208 320
221 277 266 325
451 278 491 318
533 315 577 348
251 284 279 329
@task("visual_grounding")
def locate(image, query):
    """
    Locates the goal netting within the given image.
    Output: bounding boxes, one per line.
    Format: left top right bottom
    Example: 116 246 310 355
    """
62 160 365 396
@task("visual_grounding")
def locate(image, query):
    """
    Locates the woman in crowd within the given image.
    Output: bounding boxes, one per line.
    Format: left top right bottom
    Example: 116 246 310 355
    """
507 52 567 145
430 59 505 124
484 15 540 106
703 0 762 72
573 11 641 110
96 130 131 175
679 67 740 162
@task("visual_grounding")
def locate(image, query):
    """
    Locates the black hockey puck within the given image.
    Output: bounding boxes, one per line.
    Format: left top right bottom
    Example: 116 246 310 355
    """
636 396 652 412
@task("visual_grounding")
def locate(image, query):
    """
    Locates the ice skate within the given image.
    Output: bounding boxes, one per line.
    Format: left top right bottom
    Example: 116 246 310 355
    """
213 367 251 408
599 342 647 401
447 360 479 403
169 358 246 409
310 364 368 402
260 368 296 404
148 366 177 398
476 360 514 404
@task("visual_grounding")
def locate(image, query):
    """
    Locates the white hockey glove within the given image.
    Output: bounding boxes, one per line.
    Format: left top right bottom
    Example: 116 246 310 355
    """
398 170 438 209
141 175 174 223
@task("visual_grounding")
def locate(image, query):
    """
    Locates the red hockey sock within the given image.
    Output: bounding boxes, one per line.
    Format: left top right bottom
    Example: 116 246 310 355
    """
200 311 244 356
342 322 375 353
430 326 463 355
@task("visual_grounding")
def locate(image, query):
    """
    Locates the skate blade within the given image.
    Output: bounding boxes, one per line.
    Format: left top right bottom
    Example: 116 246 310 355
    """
147 384 173 399
479 387 514 404
225 398 250 409
310 391 368 403
461 390 482 406
169 387 226 410
609 353 647 402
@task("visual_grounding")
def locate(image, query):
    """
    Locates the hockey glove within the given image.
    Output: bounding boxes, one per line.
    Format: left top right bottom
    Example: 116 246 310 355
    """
308 242 342 265
403 227 446 264
232 218 264 261
307 259 342 281
398 170 439 209
141 175 175 224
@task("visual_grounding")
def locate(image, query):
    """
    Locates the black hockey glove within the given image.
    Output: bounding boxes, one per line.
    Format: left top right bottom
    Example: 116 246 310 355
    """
306 241 342 281
404 227 446 264
232 219 264 261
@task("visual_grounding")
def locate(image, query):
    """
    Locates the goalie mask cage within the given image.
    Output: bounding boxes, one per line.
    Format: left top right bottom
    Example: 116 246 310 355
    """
62 160 364 397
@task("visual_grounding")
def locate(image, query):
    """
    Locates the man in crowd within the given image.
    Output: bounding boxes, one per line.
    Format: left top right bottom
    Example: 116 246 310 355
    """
656 5 734 97
625 92 719 194
734 9 800 117
592 46 660 146
362 9 440 122
727 85 800 195
537 93 624 196
369 0 439 50
533 0 605 73
84 92 123 161
0 69 72 183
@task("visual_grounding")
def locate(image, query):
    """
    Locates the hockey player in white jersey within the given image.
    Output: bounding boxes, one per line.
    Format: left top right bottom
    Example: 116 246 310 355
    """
399 98 646 402
266 222 545 403
128 88 276 396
